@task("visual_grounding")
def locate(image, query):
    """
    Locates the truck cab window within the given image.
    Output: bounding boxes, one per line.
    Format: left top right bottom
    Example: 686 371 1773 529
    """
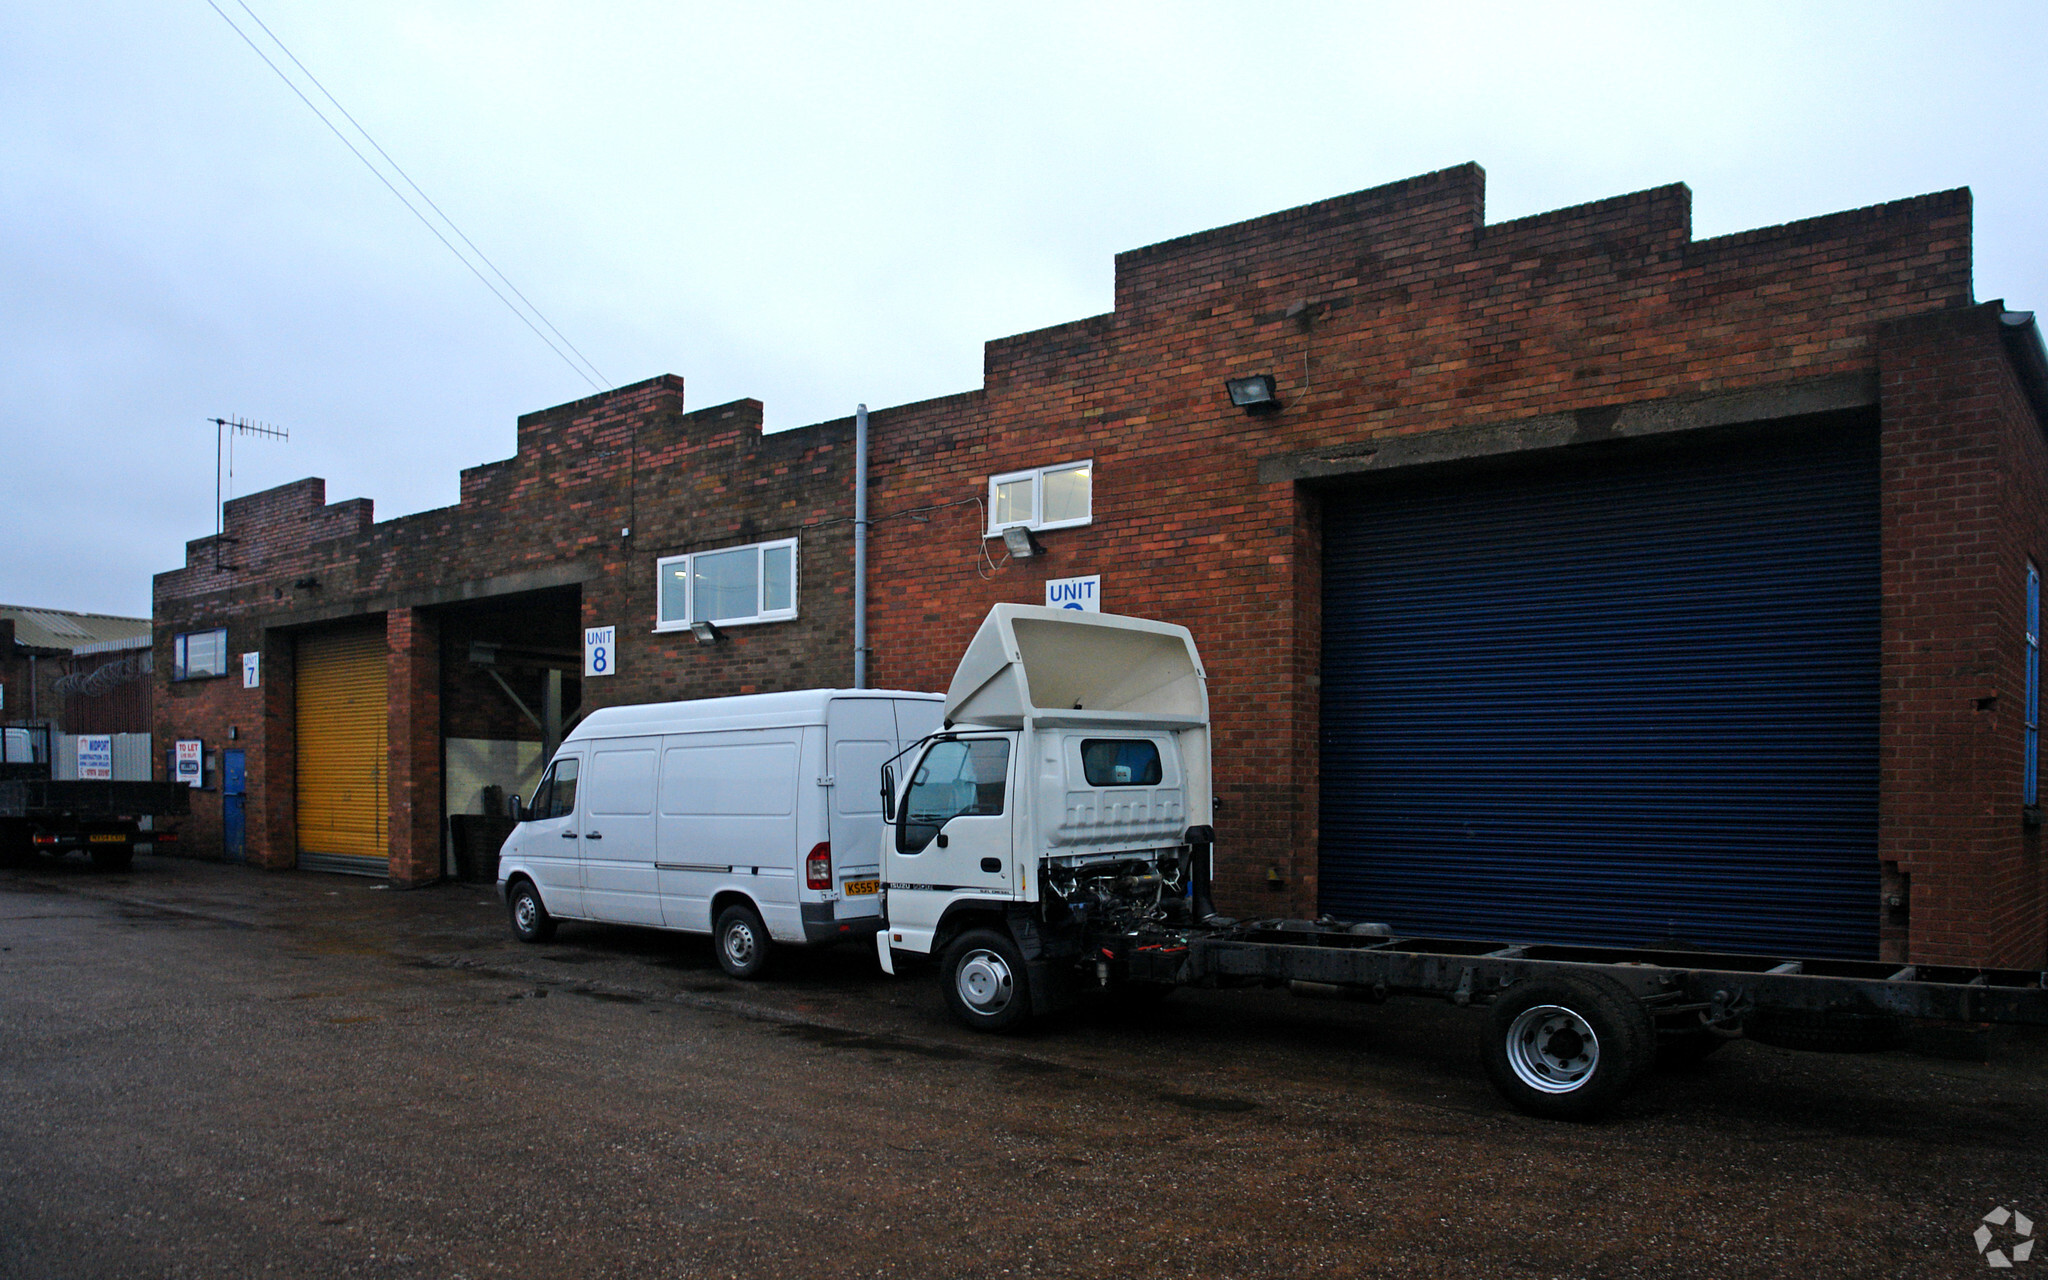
1080 739 1163 787
533 758 579 820
898 738 1009 852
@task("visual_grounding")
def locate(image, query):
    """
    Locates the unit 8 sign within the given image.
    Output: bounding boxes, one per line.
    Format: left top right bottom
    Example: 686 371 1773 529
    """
584 626 616 678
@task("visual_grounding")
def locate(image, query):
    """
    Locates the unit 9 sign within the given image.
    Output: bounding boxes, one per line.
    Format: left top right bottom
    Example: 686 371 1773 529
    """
584 626 616 678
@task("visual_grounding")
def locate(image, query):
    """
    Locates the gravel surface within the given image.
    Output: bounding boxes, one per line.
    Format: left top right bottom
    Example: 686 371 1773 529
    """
1 855 2042 1279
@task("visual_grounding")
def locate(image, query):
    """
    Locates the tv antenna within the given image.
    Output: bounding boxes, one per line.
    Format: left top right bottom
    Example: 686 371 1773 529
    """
207 416 289 570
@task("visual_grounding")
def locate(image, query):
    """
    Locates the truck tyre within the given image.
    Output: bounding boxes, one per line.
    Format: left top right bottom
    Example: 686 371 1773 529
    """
714 904 772 979
507 880 557 944
941 928 1033 1033
1482 975 1653 1120
90 845 134 872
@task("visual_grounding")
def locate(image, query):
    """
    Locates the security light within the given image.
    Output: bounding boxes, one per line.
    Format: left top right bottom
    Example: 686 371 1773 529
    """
1225 374 1281 411
1002 526 1040 559
690 620 724 644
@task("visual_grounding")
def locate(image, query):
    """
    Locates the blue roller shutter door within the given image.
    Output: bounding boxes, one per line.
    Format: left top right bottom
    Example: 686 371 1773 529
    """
1319 427 1880 958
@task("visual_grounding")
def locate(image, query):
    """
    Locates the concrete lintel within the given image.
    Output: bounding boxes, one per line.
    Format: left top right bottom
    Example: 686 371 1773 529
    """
1256 372 1880 484
259 562 593 632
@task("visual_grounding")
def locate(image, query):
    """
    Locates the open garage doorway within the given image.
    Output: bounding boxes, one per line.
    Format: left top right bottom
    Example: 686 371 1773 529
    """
436 586 583 881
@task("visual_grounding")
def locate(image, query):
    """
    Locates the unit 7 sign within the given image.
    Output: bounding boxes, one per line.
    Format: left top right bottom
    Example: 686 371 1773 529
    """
584 626 617 678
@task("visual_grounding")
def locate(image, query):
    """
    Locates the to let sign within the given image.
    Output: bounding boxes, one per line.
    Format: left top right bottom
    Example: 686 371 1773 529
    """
77 735 113 781
584 626 616 678
174 740 203 788
1045 575 1101 612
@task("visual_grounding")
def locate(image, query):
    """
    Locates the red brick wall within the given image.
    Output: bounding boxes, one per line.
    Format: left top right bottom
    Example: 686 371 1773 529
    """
862 164 1976 921
1880 304 2048 966
153 615 269 862
386 608 440 885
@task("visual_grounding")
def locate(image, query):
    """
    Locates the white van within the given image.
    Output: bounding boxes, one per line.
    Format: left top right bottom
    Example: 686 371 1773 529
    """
498 688 944 976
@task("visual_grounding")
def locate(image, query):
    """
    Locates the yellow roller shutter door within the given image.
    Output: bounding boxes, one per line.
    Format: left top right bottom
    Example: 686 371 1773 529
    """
295 626 388 861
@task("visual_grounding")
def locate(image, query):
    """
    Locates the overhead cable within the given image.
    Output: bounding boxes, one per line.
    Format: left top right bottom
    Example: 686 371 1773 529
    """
203 0 609 392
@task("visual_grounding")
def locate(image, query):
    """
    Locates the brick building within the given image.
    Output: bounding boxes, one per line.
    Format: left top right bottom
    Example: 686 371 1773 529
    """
3 605 154 740
154 165 2048 967
155 384 856 880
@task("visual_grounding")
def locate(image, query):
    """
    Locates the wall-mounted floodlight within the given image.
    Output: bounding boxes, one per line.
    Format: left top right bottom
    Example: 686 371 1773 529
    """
1225 374 1281 412
690 620 724 644
1001 526 1041 559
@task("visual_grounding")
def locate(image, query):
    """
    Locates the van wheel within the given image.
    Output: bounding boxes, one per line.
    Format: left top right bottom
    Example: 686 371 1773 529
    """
507 880 556 943
714 904 771 979
941 929 1032 1033
1481 975 1651 1120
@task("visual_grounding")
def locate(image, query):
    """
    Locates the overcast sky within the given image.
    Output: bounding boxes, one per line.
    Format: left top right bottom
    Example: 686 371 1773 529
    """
4 3 2044 618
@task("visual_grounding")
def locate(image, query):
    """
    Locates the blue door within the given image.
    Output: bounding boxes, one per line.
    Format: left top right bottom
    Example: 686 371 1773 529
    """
222 749 247 863
1319 425 1881 958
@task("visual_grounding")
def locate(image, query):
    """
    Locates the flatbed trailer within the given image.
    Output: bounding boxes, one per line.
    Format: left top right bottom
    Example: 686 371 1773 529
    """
1097 916 2048 1117
878 605 2048 1119
0 763 186 870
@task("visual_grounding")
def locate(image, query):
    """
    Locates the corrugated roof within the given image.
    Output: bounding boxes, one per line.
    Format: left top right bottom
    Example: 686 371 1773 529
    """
0 605 151 654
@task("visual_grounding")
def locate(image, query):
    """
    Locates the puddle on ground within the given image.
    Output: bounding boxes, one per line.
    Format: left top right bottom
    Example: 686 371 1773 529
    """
569 989 645 1004
777 1024 971 1062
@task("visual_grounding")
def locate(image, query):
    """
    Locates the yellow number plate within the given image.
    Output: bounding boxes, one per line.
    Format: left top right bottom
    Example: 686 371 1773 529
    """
842 879 879 896
89 833 127 844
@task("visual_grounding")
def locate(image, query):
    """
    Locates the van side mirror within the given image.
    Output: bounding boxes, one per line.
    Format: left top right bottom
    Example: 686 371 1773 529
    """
506 794 526 822
880 763 897 822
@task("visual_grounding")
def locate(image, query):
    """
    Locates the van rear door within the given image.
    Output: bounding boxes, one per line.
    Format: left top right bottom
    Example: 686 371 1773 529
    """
825 698 901 912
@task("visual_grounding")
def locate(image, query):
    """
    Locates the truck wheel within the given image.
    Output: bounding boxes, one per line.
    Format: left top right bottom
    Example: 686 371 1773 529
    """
90 846 134 872
941 928 1032 1032
714 904 772 979
507 880 556 944
1482 975 1652 1120
0 821 28 868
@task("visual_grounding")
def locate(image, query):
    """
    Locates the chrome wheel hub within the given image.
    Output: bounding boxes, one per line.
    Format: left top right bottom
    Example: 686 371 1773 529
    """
957 950 1015 1013
1505 1004 1600 1094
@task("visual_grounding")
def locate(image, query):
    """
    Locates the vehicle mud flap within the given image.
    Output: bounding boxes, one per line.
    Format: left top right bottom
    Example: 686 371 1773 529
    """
1006 906 1079 1015
1027 958 1078 1015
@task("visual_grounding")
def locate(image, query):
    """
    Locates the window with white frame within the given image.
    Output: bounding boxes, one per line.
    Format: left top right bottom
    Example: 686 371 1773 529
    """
173 628 229 680
987 460 1092 534
656 538 797 630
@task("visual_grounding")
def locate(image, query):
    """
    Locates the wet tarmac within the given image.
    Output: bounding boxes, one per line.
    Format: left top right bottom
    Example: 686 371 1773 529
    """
2 854 2043 1278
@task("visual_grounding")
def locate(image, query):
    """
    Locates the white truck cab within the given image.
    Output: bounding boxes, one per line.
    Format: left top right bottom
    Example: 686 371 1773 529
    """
877 604 1216 1026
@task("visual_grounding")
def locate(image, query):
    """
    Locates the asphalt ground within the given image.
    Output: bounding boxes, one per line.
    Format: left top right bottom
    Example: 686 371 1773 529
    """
1 854 2043 1279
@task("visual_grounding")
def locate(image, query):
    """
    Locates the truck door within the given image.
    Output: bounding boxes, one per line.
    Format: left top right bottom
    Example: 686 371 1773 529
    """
887 735 1015 938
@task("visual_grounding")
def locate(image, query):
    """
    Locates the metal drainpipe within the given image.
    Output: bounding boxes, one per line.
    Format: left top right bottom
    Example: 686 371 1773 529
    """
854 403 869 690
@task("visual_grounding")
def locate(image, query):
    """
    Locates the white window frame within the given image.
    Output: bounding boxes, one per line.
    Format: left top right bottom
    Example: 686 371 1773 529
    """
654 537 799 631
987 459 1093 535
173 628 229 681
